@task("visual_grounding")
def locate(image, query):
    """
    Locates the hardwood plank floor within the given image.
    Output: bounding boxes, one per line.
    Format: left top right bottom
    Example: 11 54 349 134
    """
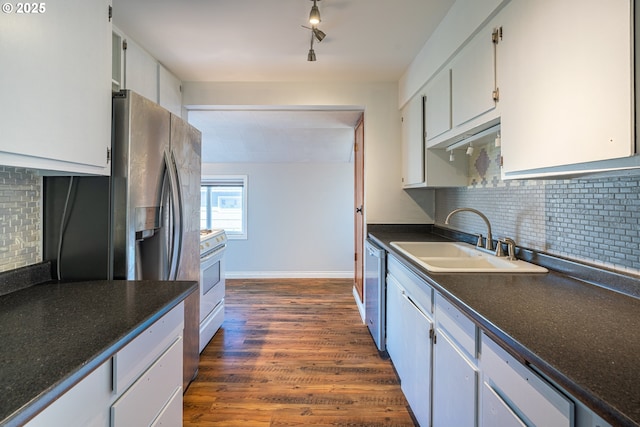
183 278 417 427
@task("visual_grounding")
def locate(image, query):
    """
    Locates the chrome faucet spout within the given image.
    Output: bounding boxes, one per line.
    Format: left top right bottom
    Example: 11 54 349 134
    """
444 208 493 251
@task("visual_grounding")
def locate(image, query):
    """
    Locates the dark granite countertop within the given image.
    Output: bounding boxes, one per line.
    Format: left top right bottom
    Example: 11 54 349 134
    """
368 225 640 427
0 277 197 426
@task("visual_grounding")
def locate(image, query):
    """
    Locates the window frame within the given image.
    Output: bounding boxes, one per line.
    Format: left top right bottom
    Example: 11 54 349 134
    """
200 175 248 240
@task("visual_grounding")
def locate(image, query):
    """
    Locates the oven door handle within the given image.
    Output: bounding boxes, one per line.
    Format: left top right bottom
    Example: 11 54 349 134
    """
201 245 226 263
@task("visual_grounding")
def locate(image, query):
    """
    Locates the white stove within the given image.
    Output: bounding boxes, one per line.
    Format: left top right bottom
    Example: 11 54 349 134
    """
200 228 227 255
199 228 227 352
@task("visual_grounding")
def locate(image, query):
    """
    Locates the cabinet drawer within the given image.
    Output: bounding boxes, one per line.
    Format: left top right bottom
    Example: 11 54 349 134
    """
481 381 527 427
111 337 183 427
150 386 182 426
481 334 574 427
435 292 477 360
387 255 433 315
25 360 113 427
113 302 184 394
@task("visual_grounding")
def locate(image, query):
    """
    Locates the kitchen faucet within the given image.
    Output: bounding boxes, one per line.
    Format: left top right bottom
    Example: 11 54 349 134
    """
445 208 493 251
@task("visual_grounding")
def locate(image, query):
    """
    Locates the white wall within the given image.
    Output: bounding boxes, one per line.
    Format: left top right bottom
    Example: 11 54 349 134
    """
202 162 354 278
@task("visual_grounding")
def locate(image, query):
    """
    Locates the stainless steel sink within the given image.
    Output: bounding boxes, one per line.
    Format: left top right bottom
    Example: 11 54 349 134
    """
390 241 548 273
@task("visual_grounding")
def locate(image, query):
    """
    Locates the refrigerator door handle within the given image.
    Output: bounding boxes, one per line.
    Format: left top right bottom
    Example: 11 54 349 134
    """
165 149 183 280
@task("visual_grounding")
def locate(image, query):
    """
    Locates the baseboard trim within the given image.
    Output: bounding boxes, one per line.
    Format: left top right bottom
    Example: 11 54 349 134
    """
225 271 354 279
353 286 365 322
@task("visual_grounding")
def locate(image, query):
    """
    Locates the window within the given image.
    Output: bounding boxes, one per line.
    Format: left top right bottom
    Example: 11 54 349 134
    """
201 175 247 239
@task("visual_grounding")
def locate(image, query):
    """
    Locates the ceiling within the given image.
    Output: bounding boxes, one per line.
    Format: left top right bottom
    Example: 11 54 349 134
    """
112 0 455 163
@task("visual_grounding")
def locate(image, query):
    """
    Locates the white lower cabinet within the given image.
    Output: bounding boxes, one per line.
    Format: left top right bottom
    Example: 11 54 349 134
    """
111 337 183 426
25 360 113 427
481 333 573 427
384 256 611 427
432 332 478 427
25 302 185 427
433 292 479 427
481 382 527 427
386 256 433 427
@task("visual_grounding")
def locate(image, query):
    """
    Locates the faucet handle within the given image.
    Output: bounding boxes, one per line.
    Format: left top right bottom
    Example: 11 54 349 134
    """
475 233 483 248
494 241 505 257
498 237 517 260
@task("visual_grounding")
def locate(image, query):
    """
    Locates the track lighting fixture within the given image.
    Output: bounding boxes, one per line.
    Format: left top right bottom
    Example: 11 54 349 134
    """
303 0 326 61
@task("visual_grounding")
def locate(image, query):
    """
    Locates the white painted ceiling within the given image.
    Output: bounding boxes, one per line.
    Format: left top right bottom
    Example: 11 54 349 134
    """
112 0 455 163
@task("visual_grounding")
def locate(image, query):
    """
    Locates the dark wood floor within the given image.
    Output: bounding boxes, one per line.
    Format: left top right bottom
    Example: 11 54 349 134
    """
183 278 416 426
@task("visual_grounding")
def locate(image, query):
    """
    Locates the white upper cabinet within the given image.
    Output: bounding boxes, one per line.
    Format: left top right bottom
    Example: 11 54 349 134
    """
500 0 634 176
113 28 183 117
451 23 498 128
425 69 452 141
0 0 112 175
426 12 502 150
402 86 468 189
401 95 425 187
124 38 159 104
159 65 183 117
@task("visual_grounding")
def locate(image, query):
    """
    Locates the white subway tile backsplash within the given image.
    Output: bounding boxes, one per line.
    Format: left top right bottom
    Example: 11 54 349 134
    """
0 167 41 272
435 145 640 275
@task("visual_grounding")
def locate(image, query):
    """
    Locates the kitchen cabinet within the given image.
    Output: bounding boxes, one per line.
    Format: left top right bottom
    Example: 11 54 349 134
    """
401 91 468 189
25 302 184 427
0 0 112 175
25 361 113 427
499 0 634 176
481 333 573 427
401 94 425 186
432 292 479 427
386 256 433 427
451 23 498 129
113 28 183 117
159 64 183 116
425 69 451 141
124 38 159 104
425 12 502 151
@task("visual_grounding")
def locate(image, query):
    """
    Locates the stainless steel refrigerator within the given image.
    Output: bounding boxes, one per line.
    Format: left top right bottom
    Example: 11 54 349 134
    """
44 90 202 390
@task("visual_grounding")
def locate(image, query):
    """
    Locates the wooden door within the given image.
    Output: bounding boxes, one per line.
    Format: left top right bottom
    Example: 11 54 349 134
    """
354 115 365 302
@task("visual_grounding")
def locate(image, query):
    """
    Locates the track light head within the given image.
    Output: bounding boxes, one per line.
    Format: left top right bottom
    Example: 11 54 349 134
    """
307 48 316 61
309 0 321 25
312 28 326 42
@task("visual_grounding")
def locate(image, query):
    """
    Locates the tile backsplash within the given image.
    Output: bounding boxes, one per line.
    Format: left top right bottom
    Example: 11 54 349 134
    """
1 145 640 277
0 167 41 273
435 143 640 275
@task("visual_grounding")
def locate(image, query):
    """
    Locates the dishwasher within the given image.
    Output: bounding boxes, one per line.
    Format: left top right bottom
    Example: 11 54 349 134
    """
364 238 386 352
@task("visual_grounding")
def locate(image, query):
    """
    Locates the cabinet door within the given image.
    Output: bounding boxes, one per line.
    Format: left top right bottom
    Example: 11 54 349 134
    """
425 70 452 141
451 24 496 128
159 65 182 117
401 95 425 187
124 38 159 103
400 292 433 427
500 0 633 173
385 275 407 378
433 331 478 427
0 0 112 174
